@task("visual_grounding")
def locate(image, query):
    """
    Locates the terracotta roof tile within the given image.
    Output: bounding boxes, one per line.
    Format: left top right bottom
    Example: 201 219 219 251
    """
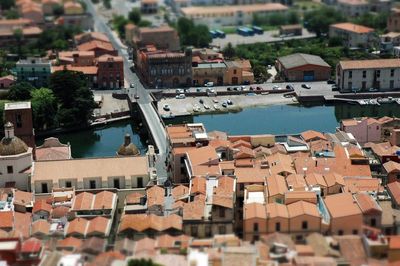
77 40 114 52
57 236 83 250
13 190 33 207
93 191 116 210
190 176 207 195
21 237 42 253
71 192 94 211
389 235 400 249
287 201 320 218
172 185 189 200
387 181 400 206
324 193 362 218
301 130 327 142
0 211 13 229
86 216 110 237
344 177 381 193
267 174 288 197
305 173 327 187
331 22 374 34
31 220 50 236
51 205 69 219
66 218 89 236
339 59 400 70
14 212 32 238
32 200 52 214
89 251 125 266
266 202 289 218
384 161 400 173
146 186 165 207
183 194 205 220
125 192 143 205
119 214 182 233
354 192 382 215
286 174 307 190
244 202 266 219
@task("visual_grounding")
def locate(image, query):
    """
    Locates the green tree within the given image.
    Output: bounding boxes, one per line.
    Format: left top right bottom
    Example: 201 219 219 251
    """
287 11 299 25
103 0 111 9
268 13 287 26
177 17 211 47
138 19 152 27
8 82 34 100
0 0 15 10
127 258 160 266
4 9 19 19
31 88 57 130
112 15 128 39
13 28 23 58
49 70 96 127
304 6 345 37
128 8 141 24
223 42 235 59
252 64 270 83
53 4 64 16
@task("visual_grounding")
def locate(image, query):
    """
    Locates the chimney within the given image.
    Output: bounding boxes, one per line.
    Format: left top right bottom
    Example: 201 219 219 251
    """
4 122 14 139
124 134 131 146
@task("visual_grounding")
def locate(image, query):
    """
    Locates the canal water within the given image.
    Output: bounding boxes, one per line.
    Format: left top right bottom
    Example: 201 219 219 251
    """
36 120 148 158
38 103 400 158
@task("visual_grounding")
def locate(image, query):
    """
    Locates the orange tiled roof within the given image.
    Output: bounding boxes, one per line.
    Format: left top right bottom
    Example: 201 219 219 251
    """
52 65 98 75
32 200 52 214
339 59 400 70
286 174 307 190
13 190 33 206
244 202 266 219
125 192 143 205
287 200 320 218
77 40 114 52
190 176 207 195
324 193 362 218
172 185 189 200
119 214 182 233
0 211 13 229
14 212 32 238
183 194 205 220
354 192 382 214
66 218 89 236
305 173 327 188
266 202 289 218
384 161 400 173
31 219 50 236
86 216 110 236
267 174 288 197
387 181 400 206
57 236 83 250
93 191 116 210
331 22 374 34
71 192 94 211
186 146 219 166
301 130 327 142
344 177 381 193
146 185 165 207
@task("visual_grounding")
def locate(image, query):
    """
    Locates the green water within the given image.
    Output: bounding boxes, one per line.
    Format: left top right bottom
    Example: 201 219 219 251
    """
40 103 400 158
36 120 148 158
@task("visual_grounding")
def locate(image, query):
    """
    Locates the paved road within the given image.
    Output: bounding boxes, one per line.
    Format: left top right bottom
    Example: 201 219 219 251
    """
85 0 168 182
212 29 316 48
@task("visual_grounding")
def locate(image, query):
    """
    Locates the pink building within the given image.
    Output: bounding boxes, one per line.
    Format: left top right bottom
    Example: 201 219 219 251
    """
340 117 381 143
0 75 15 89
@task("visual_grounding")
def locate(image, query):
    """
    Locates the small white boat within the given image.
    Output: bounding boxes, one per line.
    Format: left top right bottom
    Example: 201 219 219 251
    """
193 105 201 112
203 104 210 110
214 104 220 110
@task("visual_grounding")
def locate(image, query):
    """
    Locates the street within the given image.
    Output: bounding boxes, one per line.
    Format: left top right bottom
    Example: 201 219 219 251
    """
84 0 168 182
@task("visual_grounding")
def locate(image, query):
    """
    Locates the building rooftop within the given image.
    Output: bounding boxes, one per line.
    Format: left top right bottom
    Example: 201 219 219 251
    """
278 53 330 69
181 3 288 16
324 193 362 218
331 22 374 34
339 59 400 70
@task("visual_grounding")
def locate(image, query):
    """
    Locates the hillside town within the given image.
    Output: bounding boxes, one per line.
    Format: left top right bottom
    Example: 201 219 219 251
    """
2 0 400 265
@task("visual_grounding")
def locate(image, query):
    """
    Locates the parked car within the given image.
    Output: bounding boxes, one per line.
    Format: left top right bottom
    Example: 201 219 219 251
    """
227 99 233 105
176 89 184 93
369 88 378 92
222 102 228 108
134 94 140 99
196 88 202 92
227 87 232 91
199 99 204 104
286 85 294 90
163 104 170 111
273 85 282 90
249 86 255 91
130 83 135 88
205 81 214 87
175 94 186 99
327 79 335 84
331 85 338 91
203 104 210 109
233 87 239 91
213 99 219 103
302 84 311 89
256 86 262 90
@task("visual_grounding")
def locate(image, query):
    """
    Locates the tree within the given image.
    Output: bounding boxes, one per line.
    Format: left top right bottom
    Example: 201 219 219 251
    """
176 17 211 47
128 259 160 266
304 6 345 37
223 42 235 59
13 28 23 58
112 15 128 39
138 19 152 27
103 0 111 9
252 64 271 83
31 88 57 130
52 4 64 16
4 9 19 19
128 8 141 24
49 70 96 127
8 82 34 100
287 11 299 25
0 0 15 10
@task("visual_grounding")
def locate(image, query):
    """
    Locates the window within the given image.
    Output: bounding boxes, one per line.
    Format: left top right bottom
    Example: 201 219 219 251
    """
89 180 96 189
352 230 358 235
191 226 198 237
376 70 381 78
16 114 22 128
348 82 352 90
348 71 352 78
205 225 212 237
390 80 394 89
218 225 226 234
239 183 244 191
137 177 143 188
275 222 281 232
371 218 376 227
253 223 258 232
65 181 72 188
180 156 185 164
7 166 13 174
233 69 237 75
362 71 366 78
41 183 48 193
219 208 225 218
338 230 343 235
391 69 395 77
113 178 120 189
362 81 366 89
302 221 308 230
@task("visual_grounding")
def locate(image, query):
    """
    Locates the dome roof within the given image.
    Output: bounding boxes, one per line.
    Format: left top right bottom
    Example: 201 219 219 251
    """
117 143 140 156
0 136 29 156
